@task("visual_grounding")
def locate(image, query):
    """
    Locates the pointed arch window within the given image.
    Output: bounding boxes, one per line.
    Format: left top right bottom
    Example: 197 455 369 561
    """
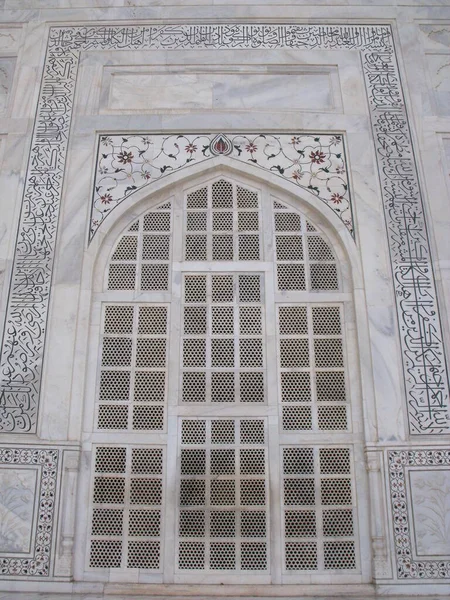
85 174 359 580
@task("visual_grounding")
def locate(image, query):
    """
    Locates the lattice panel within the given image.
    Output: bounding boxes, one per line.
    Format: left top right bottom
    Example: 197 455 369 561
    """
184 180 261 262
92 181 359 578
97 304 168 430
177 418 269 572
107 201 172 291
277 304 348 431
89 445 164 570
182 273 265 404
273 201 339 291
282 446 356 572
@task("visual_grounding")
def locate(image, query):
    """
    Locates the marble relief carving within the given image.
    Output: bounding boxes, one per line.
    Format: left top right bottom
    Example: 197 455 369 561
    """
388 450 450 579
0 448 59 577
0 24 448 434
0 468 36 553
409 470 450 557
91 133 352 240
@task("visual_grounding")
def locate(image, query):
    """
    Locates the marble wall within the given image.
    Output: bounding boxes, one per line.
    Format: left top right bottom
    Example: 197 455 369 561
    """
0 1 449 597
100 67 340 113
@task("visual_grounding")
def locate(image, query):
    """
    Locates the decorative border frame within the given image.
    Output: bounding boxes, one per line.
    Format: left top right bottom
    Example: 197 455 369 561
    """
90 132 353 240
0 447 59 577
388 449 450 579
0 24 448 434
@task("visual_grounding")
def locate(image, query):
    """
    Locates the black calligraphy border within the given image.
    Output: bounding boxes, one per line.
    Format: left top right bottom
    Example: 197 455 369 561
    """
0 24 448 435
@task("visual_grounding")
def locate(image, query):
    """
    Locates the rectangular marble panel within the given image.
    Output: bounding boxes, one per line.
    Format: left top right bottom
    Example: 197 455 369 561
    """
0 58 15 114
103 67 339 113
409 469 450 558
419 24 450 52
0 467 37 554
0 27 21 54
443 136 450 171
425 53 450 116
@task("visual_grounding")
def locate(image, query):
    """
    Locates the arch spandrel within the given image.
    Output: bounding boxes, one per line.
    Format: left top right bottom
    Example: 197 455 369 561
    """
91 162 361 297
90 133 354 243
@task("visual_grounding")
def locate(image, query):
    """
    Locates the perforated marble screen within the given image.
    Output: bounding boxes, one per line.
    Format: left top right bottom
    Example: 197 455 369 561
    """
88 177 357 579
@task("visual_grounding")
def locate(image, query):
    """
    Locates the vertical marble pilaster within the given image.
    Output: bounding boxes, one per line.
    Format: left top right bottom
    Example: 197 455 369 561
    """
365 450 392 579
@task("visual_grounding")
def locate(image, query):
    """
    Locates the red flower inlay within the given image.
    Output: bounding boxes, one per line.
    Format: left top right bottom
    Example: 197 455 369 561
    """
292 170 303 181
185 143 197 154
245 143 257 153
100 193 113 204
310 150 326 164
117 151 133 164
213 138 227 153
331 193 343 204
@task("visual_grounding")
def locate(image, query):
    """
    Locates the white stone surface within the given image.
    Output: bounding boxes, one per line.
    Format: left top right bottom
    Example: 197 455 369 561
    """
104 68 338 113
0 1 449 596
409 469 450 557
0 58 14 114
0 468 37 553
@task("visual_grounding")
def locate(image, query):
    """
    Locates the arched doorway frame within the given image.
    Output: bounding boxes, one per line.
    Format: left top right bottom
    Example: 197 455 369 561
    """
72 159 374 586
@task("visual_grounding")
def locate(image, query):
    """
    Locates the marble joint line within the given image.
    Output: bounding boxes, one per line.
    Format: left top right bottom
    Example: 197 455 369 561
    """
388 449 450 579
0 24 448 435
0 447 59 577
90 132 353 241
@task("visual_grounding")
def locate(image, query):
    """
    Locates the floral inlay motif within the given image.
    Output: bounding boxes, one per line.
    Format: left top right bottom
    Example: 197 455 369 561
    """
90 133 352 241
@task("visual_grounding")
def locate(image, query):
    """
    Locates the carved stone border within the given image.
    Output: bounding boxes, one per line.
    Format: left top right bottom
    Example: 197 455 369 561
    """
0 447 59 577
0 24 448 434
388 449 450 579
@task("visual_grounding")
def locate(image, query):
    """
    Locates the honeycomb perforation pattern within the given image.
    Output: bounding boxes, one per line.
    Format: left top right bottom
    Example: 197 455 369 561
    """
97 304 168 431
184 180 261 261
181 273 265 405
95 184 357 579
282 446 356 572
277 304 348 432
89 445 164 570
273 201 339 291
177 418 269 572
107 201 172 291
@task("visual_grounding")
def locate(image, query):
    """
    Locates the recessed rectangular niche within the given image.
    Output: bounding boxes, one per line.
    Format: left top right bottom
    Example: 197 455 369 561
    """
425 53 450 116
101 65 341 114
408 468 450 559
0 467 38 555
0 58 16 115
443 137 450 184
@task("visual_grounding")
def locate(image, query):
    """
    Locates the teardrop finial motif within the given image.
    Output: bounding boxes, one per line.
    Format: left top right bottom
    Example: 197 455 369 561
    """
210 134 233 156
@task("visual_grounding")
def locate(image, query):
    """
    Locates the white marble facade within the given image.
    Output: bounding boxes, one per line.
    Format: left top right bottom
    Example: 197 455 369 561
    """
0 1 449 598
